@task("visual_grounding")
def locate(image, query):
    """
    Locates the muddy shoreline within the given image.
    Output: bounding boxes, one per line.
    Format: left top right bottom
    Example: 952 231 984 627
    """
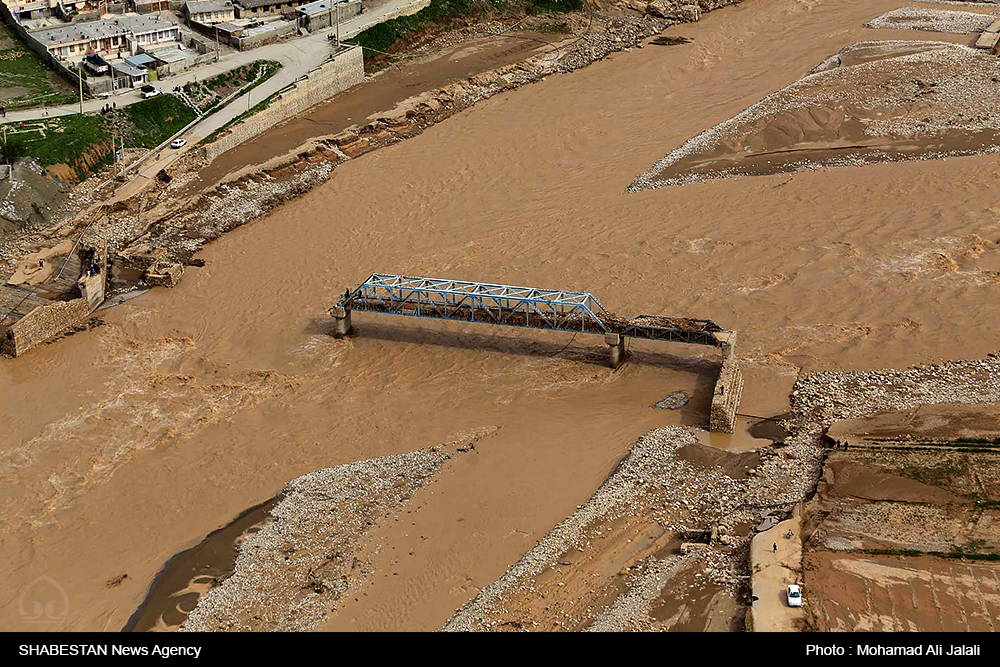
123 495 283 632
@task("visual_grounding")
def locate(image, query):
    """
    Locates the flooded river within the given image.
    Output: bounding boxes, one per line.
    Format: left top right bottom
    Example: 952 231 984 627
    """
3 0 1000 631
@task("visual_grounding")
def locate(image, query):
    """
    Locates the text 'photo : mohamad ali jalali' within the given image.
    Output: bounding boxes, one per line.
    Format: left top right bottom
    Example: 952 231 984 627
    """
0 0 999 656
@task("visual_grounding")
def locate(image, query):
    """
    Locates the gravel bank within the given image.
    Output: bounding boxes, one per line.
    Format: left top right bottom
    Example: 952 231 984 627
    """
443 423 824 631
179 447 449 632
792 356 1000 423
865 7 997 33
631 40 1000 189
917 0 1000 6
444 351 1000 631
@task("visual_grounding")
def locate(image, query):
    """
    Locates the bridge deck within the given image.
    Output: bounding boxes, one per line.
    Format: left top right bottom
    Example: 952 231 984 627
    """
335 274 727 347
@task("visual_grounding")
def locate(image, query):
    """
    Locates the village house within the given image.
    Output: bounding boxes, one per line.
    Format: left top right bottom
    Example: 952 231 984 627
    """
135 0 173 13
3 0 59 21
234 0 310 19
183 0 236 25
295 0 361 32
31 15 181 60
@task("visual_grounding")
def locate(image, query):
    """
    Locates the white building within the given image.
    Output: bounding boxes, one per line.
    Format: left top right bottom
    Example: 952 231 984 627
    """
32 15 181 60
183 0 236 25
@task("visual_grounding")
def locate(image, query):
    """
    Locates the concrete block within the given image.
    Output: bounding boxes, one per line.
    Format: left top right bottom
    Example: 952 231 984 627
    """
987 19 1000 33
680 542 710 554
119 244 168 271
710 331 742 433
77 239 108 312
145 261 184 288
332 306 352 338
976 31 1000 50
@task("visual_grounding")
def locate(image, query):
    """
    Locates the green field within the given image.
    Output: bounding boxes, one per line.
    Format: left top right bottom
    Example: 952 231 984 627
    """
347 0 582 60
0 22 77 111
1 94 199 181
120 94 197 148
2 114 108 181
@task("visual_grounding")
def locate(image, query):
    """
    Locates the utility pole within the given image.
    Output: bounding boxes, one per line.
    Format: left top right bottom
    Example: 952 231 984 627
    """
336 1 340 47
78 63 84 114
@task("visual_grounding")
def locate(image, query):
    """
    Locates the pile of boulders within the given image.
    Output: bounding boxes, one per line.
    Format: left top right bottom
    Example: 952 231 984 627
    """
791 357 1000 424
145 260 184 288
614 0 748 23
621 0 701 22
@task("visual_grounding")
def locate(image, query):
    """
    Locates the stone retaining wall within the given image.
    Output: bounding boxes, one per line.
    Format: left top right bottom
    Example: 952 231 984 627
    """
1 241 109 357
201 44 364 162
1 298 90 357
709 333 742 433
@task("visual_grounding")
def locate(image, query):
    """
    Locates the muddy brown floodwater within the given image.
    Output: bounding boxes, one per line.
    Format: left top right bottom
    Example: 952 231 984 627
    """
3 0 1000 632
193 32 567 193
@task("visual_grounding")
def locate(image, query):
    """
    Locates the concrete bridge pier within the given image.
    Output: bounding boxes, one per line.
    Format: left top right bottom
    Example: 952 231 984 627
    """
605 333 625 369
332 305 352 338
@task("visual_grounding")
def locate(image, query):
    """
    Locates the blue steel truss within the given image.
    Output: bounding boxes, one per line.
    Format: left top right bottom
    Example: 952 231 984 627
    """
335 274 726 346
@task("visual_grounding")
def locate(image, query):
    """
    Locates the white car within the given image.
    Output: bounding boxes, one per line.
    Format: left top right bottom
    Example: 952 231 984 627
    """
141 86 160 99
170 138 187 149
787 584 803 607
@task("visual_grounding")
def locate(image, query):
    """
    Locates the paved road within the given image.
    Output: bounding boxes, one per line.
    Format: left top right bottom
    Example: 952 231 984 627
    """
3 0 428 127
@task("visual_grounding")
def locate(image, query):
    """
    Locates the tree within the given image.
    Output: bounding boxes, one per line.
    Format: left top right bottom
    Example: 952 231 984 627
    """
1 136 29 164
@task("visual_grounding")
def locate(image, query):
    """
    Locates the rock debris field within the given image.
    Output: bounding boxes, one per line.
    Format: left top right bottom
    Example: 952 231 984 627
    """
442 352 1000 631
179 448 449 632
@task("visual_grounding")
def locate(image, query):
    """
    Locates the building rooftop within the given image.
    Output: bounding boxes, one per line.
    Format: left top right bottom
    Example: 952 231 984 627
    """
237 0 298 8
297 0 348 17
240 23 283 37
33 16 179 48
110 61 146 77
124 53 157 68
213 21 245 33
184 0 236 13
147 49 190 63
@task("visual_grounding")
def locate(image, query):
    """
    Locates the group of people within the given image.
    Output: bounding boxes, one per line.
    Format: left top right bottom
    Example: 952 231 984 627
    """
771 530 794 552
101 103 117 114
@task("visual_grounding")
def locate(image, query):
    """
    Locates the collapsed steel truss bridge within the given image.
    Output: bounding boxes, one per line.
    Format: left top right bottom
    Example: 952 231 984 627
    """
330 274 731 358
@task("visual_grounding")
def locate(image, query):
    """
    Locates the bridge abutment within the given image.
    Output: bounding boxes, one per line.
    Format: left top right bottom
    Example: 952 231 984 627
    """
605 333 624 369
709 332 743 434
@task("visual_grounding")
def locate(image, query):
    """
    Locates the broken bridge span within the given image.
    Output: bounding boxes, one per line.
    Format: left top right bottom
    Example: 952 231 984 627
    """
330 274 742 433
